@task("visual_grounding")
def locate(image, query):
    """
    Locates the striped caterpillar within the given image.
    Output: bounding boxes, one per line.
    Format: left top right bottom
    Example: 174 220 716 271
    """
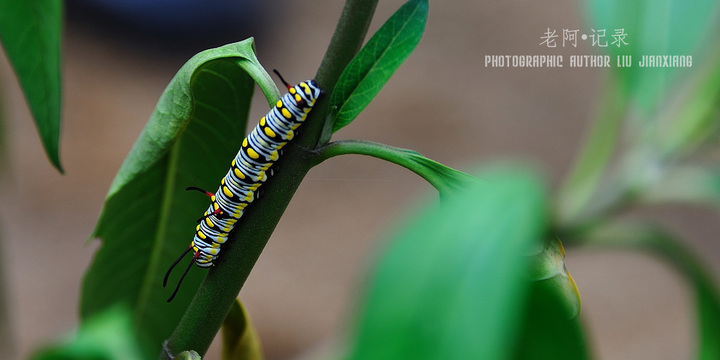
163 71 322 302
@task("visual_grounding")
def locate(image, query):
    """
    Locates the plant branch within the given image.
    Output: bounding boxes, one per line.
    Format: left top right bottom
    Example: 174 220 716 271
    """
568 220 720 359
314 139 478 195
305 0 379 147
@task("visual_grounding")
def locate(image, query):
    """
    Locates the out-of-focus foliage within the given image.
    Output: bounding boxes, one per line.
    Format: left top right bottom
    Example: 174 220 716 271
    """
0 0 63 171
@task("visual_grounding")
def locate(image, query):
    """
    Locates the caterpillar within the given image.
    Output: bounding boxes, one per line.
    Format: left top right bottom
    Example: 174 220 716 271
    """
163 70 322 302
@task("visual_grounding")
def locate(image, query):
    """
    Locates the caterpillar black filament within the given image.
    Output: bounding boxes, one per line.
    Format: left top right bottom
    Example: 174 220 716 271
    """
163 71 322 302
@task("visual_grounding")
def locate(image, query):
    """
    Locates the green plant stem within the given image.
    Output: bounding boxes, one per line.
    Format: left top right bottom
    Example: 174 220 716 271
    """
314 139 477 194
161 0 377 358
314 0 378 91
307 0 379 148
570 221 720 360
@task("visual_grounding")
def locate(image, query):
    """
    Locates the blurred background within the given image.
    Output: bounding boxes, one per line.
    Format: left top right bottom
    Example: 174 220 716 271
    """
0 0 717 359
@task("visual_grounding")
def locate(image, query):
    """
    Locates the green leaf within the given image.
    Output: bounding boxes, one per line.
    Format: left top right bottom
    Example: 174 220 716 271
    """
315 140 478 195
641 165 720 208
347 166 548 359
516 238 588 359
81 39 279 358
698 282 720 360
221 299 262 360
557 77 628 225
329 0 427 132
658 51 720 156
30 306 146 360
585 0 719 113
527 238 581 319
0 0 63 171
578 221 720 360
513 280 588 360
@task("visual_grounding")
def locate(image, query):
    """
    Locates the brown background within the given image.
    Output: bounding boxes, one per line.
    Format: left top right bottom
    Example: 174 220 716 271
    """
1 0 717 359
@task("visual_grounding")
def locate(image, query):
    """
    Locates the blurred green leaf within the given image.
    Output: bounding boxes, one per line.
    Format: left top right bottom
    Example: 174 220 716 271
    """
516 238 587 360
513 279 588 360
557 77 628 225
658 50 720 156
81 39 279 358
561 2 720 225
698 281 720 360
316 140 478 195
347 166 548 359
0 0 63 171
641 165 720 208
579 221 720 360
585 0 719 113
30 306 146 360
329 0 427 132
528 237 581 319
221 299 262 360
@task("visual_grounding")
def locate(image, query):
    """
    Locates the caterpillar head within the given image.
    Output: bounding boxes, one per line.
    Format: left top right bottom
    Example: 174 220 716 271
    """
273 69 322 110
